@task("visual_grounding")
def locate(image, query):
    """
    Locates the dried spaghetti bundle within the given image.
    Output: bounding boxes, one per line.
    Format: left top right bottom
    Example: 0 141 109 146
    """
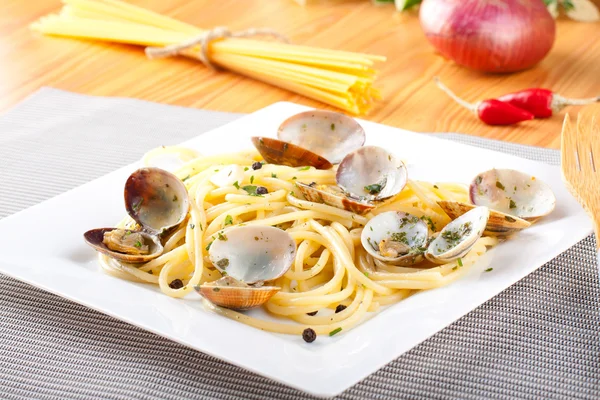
31 0 386 114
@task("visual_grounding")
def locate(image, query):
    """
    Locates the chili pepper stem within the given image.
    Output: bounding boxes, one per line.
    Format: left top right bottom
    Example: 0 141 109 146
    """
553 94 600 113
433 77 478 114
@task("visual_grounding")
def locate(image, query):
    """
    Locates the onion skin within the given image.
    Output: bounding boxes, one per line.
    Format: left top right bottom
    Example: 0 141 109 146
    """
420 0 556 73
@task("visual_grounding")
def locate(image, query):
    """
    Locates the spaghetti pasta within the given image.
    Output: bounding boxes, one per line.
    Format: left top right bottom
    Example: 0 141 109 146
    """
31 0 385 114
98 146 498 338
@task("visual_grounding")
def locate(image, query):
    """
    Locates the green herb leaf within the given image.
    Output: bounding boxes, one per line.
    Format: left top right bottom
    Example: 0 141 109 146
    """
182 175 191 181
217 232 227 241
364 183 382 194
485 268 493 272
250 175 255 184
457 258 463 267
244 167 249 171
233 181 240 189
189 223 195 229
505 216 517 222
509 199 517 209
331 123 335 131
224 215 233 226
496 181 505 190
242 185 263 196
298 166 311 171
205 241 213 251
292 176 297 180
134 241 142 248
329 327 342 337
364 271 369 277
271 173 277 178
475 176 483 184
433 184 439 189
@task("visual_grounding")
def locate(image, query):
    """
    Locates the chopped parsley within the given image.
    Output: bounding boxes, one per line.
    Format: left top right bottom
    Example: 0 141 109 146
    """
364 183 382 195
433 185 439 189
457 258 463 267
452 266 458 271
496 181 505 190
172 195 178 202
205 241 213 251
331 123 335 131
182 175 191 181
509 199 517 209
485 268 493 272
134 241 142 248
216 258 229 268
189 223 195 229
329 327 342 337
390 231 408 244
441 221 472 244
217 232 227 241
242 185 264 196
233 181 240 189
364 271 369 277
475 176 482 185
250 175 255 184
271 173 277 178
505 216 517 222
298 166 310 171
224 215 233 226
244 167 249 171
421 215 436 231
292 176 297 180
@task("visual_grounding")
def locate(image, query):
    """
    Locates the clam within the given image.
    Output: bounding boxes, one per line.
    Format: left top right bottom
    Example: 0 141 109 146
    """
196 276 281 311
84 167 190 263
470 168 556 222
425 206 489 264
295 146 408 215
83 228 163 264
251 137 333 169
277 110 365 164
361 211 429 266
124 167 190 235
438 201 531 237
295 182 375 214
195 226 296 310
251 110 366 169
336 146 408 201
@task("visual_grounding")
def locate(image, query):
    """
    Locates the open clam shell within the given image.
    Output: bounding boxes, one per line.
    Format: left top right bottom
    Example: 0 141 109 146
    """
361 211 429 266
251 137 333 170
337 146 408 201
195 277 280 311
425 206 489 264
208 226 296 284
277 110 366 164
83 228 163 264
124 167 190 235
470 169 556 222
295 182 375 215
438 201 531 237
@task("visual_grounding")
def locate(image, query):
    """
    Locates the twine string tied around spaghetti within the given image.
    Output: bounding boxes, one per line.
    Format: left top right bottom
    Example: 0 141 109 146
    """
145 26 290 69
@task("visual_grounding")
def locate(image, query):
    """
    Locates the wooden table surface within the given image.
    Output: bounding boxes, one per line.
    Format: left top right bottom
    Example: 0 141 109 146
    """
2 0 600 149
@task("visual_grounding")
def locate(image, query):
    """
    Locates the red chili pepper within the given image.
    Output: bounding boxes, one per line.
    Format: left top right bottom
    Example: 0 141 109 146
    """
497 88 600 118
434 78 534 126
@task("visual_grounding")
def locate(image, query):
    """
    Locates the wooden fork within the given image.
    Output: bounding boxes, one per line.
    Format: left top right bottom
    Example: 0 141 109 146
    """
561 112 600 268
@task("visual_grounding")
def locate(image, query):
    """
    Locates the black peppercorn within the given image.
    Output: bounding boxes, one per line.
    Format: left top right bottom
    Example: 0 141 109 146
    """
306 311 318 316
335 304 347 313
255 186 268 195
302 328 316 343
251 161 262 170
169 279 184 289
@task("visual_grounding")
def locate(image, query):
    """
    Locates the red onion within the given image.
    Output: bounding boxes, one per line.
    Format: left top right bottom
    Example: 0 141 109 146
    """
419 0 556 73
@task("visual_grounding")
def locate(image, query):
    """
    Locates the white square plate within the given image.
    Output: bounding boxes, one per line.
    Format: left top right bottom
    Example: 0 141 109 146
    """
0 102 591 398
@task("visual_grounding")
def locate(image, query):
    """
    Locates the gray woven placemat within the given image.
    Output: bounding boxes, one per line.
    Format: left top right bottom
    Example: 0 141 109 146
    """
0 88 598 400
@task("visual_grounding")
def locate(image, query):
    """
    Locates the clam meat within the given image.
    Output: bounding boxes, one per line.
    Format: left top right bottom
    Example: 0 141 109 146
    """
361 211 429 266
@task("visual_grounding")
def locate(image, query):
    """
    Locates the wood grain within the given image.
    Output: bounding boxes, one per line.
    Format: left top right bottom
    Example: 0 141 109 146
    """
1 0 600 149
